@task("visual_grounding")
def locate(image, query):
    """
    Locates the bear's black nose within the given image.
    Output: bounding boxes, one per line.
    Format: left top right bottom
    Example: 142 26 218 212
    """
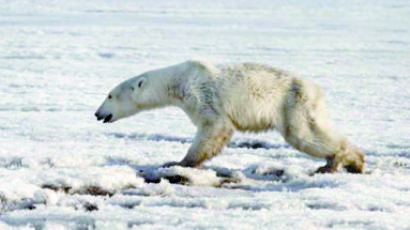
95 112 103 121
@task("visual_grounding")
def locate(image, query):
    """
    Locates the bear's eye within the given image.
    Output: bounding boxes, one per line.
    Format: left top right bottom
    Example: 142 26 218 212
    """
108 94 112 99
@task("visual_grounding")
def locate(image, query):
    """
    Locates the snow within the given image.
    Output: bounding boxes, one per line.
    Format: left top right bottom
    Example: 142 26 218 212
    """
1 0 410 229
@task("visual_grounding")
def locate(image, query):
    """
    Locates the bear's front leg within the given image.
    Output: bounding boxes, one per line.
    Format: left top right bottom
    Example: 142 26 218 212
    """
176 121 233 167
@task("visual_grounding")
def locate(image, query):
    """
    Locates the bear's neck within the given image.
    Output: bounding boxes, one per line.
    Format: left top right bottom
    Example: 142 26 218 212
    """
146 65 187 108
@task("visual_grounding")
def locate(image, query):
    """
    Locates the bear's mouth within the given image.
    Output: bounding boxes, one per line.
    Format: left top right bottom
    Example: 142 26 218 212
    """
95 112 113 123
103 114 113 123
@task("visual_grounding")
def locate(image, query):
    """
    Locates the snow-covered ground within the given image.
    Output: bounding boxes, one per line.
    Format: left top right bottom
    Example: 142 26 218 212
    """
1 0 410 229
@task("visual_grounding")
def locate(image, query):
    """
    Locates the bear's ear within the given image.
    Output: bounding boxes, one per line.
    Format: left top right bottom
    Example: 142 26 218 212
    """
137 78 146 88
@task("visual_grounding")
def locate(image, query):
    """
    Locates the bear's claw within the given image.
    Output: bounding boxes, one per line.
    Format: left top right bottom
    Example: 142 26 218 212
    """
315 165 335 174
315 156 336 174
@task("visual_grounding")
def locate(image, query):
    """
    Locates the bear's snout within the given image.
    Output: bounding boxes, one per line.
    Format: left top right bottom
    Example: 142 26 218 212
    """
95 112 103 120
95 112 113 123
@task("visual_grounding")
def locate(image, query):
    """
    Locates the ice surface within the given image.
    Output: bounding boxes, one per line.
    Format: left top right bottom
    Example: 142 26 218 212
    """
1 0 410 229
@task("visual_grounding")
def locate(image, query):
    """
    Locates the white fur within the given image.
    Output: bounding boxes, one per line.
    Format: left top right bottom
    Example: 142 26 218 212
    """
96 60 364 172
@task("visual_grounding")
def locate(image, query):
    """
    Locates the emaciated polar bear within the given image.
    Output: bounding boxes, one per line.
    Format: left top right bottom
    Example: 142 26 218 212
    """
95 60 364 173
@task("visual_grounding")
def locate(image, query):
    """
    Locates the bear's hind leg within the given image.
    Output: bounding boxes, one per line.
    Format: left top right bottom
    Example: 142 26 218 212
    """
282 79 364 173
284 120 364 174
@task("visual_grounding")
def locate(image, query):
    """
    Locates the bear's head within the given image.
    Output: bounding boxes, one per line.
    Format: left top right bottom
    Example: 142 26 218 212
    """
95 75 149 123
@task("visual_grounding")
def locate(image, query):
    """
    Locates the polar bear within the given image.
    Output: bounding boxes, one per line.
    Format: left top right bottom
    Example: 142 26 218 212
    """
95 60 364 173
